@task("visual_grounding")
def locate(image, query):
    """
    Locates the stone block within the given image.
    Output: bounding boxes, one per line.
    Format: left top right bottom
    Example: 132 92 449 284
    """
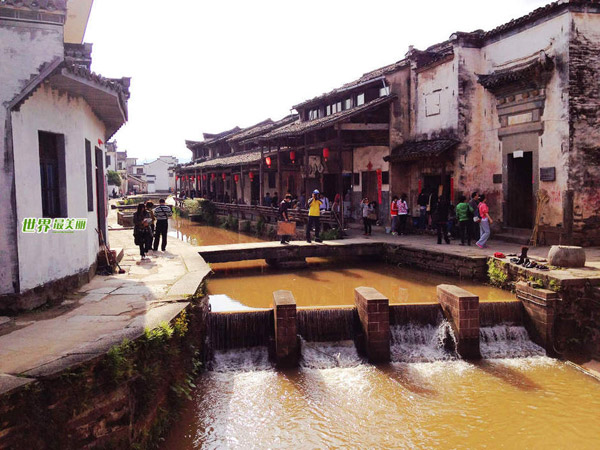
437 284 480 360
273 290 299 368
354 287 390 363
516 281 557 354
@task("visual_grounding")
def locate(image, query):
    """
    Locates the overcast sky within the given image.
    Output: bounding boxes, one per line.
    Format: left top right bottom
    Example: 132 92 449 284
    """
84 0 548 163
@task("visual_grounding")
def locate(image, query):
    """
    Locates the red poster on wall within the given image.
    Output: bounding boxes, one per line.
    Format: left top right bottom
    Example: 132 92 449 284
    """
376 169 382 205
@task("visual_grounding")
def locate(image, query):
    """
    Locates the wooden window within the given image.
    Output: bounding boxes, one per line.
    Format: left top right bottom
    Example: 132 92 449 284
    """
39 131 67 218
85 139 94 212
379 86 390 97
356 93 365 106
344 98 352 110
425 91 441 116
382 171 389 185
326 105 331 116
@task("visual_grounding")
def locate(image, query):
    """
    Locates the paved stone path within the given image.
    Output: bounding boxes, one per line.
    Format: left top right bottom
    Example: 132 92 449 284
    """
0 202 210 395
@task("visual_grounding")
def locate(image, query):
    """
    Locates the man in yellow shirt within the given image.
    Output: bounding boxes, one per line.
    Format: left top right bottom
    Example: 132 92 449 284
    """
306 189 323 243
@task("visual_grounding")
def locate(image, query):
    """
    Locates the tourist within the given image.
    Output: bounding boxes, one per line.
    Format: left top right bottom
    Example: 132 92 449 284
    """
390 195 399 235
153 198 172 252
263 192 271 207
298 191 306 209
476 194 493 248
469 191 480 240
435 196 451 244
455 195 474 246
278 194 293 244
361 198 373 236
398 193 409 235
271 192 279 208
320 193 330 211
145 201 156 239
306 189 323 243
417 190 428 229
133 203 153 260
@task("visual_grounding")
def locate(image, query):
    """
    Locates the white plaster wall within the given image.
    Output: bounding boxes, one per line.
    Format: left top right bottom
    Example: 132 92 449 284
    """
415 58 459 137
11 85 106 291
352 146 390 192
0 19 64 294
460 12 571 224
144 159 171 192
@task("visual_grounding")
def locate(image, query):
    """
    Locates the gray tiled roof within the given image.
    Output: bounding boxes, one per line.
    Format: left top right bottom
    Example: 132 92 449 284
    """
385 139 459 162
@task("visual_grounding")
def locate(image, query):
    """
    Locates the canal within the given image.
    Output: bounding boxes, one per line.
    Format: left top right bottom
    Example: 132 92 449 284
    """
163 218 600 449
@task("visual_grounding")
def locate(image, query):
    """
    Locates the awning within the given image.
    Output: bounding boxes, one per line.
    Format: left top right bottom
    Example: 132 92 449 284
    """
384 139 458 162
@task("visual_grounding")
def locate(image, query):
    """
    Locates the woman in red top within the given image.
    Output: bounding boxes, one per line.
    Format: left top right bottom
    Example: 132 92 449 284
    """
390 195 399 235
476 194 493 248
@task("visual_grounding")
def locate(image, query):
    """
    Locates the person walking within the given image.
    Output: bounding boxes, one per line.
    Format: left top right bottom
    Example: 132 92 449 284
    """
153 198 172 252
398 193 409 235
145 201 156 239
417 190 428 230
455 195 474 246
306 189 323 243
390 195 399 235
469 191 480 241
476 194 493 248
278 194 292 244
133 203 153 259
263 192 271 207
435 196 451 244
361 198 373 236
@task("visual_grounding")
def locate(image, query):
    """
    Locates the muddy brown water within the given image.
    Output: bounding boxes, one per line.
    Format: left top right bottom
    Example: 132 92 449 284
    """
164 219 600 449
170 218 513 310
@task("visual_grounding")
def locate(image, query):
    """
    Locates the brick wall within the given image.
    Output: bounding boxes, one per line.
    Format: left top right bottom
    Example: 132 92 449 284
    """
354 287 390 363
515 281 558 354
437 284 480 359
273 290 299 368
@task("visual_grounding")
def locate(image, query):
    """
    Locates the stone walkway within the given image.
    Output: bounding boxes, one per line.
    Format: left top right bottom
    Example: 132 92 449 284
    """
0 203 210 395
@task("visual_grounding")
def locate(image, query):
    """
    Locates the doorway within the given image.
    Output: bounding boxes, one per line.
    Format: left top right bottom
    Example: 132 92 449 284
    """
323 173 339 202
507 151 533 228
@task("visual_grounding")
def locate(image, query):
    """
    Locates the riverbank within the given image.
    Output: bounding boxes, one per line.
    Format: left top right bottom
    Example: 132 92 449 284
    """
0 205 211 448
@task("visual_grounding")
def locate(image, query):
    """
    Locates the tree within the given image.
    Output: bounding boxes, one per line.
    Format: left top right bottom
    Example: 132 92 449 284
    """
107 170 122 187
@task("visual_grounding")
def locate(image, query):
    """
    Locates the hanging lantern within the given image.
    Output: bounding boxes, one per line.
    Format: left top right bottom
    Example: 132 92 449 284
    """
211 173 216 180
185 175 189 181
323 147 330 161
289 151 296 164
222 173 226 180
203 174 207 181
175 175 179 181
234 174 239 183
249 172 254 181
265 156 272 168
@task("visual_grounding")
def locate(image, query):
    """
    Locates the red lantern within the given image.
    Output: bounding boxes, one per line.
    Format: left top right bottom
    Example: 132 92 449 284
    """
234 174 239 183
222 173 226 180
323 147 330 162
289 151 296 164
265 156 272 168
211 173 216 180
203 174 207 181
249 172 254 181
185 175 189 181
176 175 179 181
98 139 104 146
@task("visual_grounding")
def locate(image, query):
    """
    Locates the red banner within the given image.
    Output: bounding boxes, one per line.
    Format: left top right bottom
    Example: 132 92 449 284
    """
376 169 382 205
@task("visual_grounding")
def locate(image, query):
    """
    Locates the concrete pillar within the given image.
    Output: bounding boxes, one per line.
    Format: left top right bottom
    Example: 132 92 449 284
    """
354 287 390 363
273 290 299 368
515 281 558 355
437 284 481 359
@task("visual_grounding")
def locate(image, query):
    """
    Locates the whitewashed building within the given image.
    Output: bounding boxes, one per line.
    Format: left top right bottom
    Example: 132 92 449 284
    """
144 156 178 193
0 0 130 311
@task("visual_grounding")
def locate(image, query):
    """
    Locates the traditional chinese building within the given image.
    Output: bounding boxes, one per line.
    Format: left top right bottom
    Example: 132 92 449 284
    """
0 0 130 311
182 0 600 245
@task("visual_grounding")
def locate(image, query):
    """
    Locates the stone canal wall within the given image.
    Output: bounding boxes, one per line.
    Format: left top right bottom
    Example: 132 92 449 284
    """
0 299 210 450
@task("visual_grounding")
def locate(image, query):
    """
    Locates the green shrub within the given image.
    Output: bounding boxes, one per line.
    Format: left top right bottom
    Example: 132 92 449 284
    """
487 259 509 287
320 228 341 240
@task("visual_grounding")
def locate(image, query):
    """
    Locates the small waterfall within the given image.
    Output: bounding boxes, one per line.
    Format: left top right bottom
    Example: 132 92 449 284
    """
480 325 545 359
208 310 273 351
479 302 524 327
300 338 364 369
210 347 273 372
390 321 457 363
297 308 357 342
389 304 443 326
